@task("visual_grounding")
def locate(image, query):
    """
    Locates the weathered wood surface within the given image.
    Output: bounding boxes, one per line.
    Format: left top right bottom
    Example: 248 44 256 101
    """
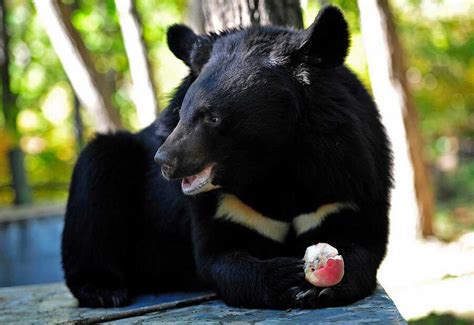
0 282 405 324
0 283 214 324
110 285 406 324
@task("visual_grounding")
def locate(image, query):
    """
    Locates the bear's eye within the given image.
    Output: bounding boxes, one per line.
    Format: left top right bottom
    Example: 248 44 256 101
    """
203 113 220 124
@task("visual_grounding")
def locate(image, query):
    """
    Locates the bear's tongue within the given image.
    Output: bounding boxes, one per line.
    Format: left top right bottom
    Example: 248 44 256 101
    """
181 164 214 195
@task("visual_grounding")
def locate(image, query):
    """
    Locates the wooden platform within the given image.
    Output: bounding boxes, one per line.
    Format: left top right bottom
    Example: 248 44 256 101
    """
0 283 406 324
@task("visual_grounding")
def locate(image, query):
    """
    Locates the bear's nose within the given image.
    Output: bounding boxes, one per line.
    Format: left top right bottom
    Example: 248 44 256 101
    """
154 149 175 175
161 163 174 178
154 148 170 165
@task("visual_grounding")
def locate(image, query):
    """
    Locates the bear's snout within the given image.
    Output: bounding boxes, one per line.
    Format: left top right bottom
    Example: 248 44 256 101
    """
154 149 177 179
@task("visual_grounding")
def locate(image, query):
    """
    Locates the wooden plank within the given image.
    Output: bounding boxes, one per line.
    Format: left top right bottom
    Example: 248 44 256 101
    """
0 203 65 223
109 285 406 324
0 283 405 324
0 283 214 324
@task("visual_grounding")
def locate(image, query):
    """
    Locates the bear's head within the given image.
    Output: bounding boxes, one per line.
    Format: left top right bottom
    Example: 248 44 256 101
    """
155 6 350 196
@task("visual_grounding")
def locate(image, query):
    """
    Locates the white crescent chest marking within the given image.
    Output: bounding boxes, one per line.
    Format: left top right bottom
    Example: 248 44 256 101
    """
292 202 357 236
215 194 290 243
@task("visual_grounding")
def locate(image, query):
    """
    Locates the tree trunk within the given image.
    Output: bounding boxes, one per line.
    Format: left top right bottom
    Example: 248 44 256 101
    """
1 0 32 204
198 0 303 33
115 0 158 128
357 0 434 240
0 0 17 140
187 0 205 33
73 95 84 151
33 0 123 133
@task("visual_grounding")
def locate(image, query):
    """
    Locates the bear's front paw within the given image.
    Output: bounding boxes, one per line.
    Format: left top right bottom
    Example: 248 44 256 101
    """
262 257 305 308
292 285 346 308
291 284 325 308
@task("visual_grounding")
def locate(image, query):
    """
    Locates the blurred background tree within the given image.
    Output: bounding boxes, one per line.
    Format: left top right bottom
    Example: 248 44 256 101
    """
0 0 473 242
1 0 32 204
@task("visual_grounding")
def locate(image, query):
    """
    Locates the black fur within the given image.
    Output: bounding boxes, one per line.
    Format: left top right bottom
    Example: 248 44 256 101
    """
62 6 392 309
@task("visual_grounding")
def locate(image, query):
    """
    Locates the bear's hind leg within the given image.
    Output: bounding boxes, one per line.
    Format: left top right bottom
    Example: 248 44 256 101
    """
62 133 147 307
65 268 131 307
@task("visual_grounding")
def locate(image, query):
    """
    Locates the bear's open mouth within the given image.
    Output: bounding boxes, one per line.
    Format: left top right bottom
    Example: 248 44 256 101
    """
181 164 220 195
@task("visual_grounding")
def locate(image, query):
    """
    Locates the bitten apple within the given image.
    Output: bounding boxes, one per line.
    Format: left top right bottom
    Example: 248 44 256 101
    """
303 243 344 287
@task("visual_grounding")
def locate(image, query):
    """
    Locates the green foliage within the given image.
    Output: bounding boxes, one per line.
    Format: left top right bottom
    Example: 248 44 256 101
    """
1 0 73 204
409 312 472 325
436 160 474 206
433 159 474 240
396 3 474 146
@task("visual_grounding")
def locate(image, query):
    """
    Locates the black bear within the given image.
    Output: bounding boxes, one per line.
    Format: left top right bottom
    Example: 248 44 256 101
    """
62 5 392 309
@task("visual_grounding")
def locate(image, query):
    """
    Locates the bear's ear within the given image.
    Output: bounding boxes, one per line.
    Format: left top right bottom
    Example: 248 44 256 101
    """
167 24 199 67
298 5 349 68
